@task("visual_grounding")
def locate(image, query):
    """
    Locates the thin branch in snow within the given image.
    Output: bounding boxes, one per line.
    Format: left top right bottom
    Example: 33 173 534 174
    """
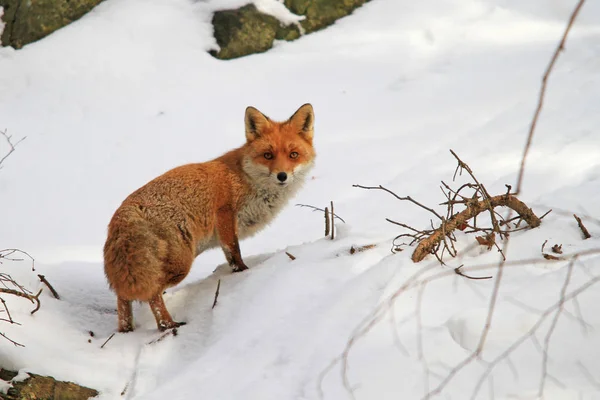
0 249 36 271
515 0 586 194
353 184 444 221
0 129 26 169
100 333 115 349
415 283 430 397
468 273 600 400
573 214 591 239
576 361 600 390
212 279 221 310
538 259 574 397
0 331 24 347
38 275 60 300
295 203 346 223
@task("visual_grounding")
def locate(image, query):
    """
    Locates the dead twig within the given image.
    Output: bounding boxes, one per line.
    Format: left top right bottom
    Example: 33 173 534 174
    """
37 275 60 300
100 333 115 349
0 288 42 314
0 248 36 271
353 184 444 221
0 129 26 169
454 265 492 280
0 331 24 347
538 260 574 397
573 214 591 239
296 203 346 223
0 298 14 324
324 207 330 237
515 0 585 193
212 279 221 309
412 193 540 262
349 244 376 255
330 201 335 240
285 252 296 260
147 328 178 345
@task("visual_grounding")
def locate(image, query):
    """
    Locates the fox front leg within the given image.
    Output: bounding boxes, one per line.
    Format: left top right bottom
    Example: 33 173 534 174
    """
216 207 249 272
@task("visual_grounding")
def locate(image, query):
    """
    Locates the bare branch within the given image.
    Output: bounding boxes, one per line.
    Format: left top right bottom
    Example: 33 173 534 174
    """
412 194 540 262
212 279 221 309
0 129 26 169
38 275 60 300
538 260 574 397
353 184 444 221
100 333 115 349
573 214 591 239
515 0 586 194
0 331 24 347
454 265 492 280
295 203 346 223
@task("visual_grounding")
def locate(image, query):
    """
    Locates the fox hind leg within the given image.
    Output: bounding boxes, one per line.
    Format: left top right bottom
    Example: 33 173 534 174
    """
149 293 186 331
117 297 134 333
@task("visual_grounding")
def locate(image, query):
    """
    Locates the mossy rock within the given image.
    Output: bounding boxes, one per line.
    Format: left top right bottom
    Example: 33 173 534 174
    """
284 0 371 34
210 0 371 60
211 4 278 60
0 369 98 400
0 0 104 49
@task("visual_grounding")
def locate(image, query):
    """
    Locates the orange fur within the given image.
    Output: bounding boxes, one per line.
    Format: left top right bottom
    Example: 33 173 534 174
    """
104 104 316 332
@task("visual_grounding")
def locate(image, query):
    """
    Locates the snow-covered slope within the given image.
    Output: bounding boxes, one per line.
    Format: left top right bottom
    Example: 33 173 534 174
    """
1 0 600 399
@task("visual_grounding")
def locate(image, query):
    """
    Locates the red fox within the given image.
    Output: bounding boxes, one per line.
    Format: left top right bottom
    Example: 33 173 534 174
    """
104 104 315 332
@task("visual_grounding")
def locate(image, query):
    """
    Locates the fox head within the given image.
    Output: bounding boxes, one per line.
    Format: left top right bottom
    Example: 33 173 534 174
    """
242 103 316 188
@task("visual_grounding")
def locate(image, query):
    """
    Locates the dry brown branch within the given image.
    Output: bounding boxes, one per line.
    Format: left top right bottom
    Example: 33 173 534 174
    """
330 201 335 240
0 248 36 271
538 260 574 397
100 333 115 349
0 331 24 347
515 0 586 194
324 207 330 237
469 267 596 399
148 327 178 345
295 203 346 223
412 193 540 262
330 247 600 399
212 279 221 309
37 275 60 300
349 244 376 255
0 288 42 314
356 152 542 264
543 253 561 261
454 265 492 280
551 244 563 254
573 214 591 239
0 129 26 169
416 283 430 395
285 252 296 260
353 184 444 220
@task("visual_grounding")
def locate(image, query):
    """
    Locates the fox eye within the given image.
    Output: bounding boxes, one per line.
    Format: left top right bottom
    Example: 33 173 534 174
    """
263 152 274 160
290 151 299 159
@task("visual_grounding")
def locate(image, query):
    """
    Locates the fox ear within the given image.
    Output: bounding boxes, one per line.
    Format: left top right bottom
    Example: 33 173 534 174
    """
288 103 314 141
245 106 270 142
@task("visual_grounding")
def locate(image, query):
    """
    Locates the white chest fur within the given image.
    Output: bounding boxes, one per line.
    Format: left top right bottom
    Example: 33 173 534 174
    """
237 183 300 239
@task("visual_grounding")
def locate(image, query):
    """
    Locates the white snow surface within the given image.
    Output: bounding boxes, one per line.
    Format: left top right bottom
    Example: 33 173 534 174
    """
1 0 600 399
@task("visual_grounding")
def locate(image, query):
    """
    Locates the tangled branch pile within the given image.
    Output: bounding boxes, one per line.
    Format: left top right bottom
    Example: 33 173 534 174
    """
356 150 546 264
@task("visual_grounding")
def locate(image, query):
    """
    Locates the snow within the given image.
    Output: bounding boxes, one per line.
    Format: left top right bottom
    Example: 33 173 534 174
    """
1 0 600 399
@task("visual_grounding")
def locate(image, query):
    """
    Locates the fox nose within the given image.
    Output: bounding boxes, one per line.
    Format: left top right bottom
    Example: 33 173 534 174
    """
277 172 288 182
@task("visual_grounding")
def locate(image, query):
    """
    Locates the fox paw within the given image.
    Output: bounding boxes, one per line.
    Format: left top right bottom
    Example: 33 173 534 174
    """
232 264 249 273
158 321 186 332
